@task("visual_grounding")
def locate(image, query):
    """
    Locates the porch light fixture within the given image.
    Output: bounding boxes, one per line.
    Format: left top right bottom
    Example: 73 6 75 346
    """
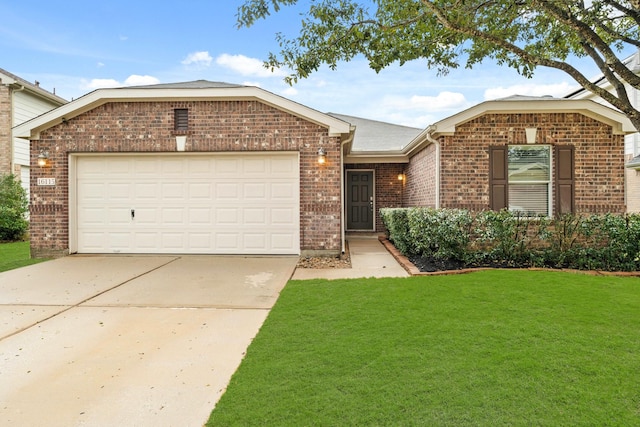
397 173 405 181
37 151 49 167
525 127 537 144
317 147 327 164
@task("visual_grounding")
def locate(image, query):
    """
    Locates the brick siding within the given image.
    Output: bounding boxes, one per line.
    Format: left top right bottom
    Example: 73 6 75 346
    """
403 143 437 207
435 112 626 214
30 100 342 257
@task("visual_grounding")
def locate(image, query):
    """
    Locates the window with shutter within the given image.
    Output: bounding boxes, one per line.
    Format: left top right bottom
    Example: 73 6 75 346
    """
555 145 575 215
174 109 188 132
507 145 551 216
489 146 508 211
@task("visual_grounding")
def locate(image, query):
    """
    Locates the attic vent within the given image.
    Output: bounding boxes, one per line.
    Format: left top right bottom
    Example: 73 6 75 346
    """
174 108 188 131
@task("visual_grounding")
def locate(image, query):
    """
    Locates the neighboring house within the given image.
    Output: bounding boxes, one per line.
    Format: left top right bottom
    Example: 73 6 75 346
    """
0 68 67 198
566 48 640 211
14 82 635 258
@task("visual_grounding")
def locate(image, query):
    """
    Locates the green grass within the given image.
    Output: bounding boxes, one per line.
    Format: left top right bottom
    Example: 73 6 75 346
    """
0 241 48 272
208 270 640 426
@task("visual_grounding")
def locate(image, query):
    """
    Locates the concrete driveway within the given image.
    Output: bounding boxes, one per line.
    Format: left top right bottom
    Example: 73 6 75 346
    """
0 255 297 427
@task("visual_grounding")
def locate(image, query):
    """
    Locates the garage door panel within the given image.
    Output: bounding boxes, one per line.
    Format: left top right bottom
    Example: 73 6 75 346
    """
216 158 241 175
244 183 267 200
134 158 160 175
79 183 105 200
76 154 299 254
107 183 131 201
188 208 212 224
135 183 159 199
161 183 187 199
244 234 267 250
107 159 134 176
188 183 212 199
216 182 240 199
271 208 295 225
216 233 240 250
134 232 159 250
272 233 296 250
161 208 186 225
244 208 267 225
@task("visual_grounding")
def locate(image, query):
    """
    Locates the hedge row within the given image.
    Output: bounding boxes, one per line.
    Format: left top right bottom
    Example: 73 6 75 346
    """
380 208 640 272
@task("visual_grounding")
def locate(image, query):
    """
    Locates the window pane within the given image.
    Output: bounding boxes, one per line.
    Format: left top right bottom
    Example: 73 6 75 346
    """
509 184 548 216
508 146 550 182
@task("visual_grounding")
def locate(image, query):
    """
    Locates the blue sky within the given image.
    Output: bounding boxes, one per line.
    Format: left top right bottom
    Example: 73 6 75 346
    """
0 0 628 128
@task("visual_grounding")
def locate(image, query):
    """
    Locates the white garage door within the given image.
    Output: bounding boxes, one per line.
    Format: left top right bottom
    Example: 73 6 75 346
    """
74 153 300 254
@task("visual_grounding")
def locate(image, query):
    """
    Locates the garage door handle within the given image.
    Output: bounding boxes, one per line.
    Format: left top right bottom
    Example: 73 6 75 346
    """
131 209 135 220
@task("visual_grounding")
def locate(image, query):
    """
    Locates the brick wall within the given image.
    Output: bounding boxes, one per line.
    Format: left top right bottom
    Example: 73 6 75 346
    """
404 143 437 207
345 163 404 232
30 100 342 257
436 112 626 214
0 84 11 175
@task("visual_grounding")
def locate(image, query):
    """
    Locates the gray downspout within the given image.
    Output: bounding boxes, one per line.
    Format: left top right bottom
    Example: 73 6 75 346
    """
340 130 355 254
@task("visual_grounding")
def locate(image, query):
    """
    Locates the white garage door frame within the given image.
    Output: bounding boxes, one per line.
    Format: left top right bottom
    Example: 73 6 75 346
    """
69 152 300 255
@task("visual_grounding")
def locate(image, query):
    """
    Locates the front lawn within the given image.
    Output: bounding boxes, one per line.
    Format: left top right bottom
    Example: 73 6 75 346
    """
0 241 48 272
208 270 640 426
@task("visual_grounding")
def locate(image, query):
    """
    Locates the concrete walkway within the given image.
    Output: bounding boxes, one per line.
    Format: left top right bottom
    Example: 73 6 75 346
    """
0 255 297 427
292 234 409 280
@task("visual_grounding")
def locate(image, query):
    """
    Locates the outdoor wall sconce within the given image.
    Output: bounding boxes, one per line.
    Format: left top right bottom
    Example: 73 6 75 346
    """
37 151 49 167
317 147 327 164
398 173 405 181
525 127 537 144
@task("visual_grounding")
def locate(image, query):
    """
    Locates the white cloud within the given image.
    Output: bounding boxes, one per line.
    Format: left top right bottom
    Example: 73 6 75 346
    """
484 82 575 100
182 51 213 67
124 75 160 86
407 92 469 111
81 75 160 91
216 53 287 77
281 86 298 96
380 91 470 113
97 62 105 68
83 78 120 90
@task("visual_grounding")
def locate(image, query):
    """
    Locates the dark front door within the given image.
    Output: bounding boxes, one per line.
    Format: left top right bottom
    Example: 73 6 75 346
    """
346 170 374 230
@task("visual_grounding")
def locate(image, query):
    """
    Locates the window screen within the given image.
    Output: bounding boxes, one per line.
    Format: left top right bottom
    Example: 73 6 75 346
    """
508 145 550 216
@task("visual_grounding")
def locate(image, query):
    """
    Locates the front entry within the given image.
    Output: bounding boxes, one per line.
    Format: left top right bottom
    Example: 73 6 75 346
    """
346 170 374 230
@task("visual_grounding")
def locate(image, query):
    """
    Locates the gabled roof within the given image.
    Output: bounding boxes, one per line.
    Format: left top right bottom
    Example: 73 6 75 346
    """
397 95 637 161
329 113 423 163
14 80 351 139
0 67 67 105
428 95 636 136
329 113 422 152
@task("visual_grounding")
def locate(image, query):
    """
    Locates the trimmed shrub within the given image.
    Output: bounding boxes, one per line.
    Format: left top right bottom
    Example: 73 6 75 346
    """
0 174 29 241
407 208 473 263
381 207 640 272
380 208 413 255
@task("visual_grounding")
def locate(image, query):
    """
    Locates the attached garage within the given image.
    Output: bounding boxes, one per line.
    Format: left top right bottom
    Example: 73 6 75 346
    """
71 153 300 255
14 81 352 258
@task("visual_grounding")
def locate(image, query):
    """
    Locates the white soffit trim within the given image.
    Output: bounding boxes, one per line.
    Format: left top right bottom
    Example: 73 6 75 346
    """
429 99 636 136
344 153 409 164
14 86 351 139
